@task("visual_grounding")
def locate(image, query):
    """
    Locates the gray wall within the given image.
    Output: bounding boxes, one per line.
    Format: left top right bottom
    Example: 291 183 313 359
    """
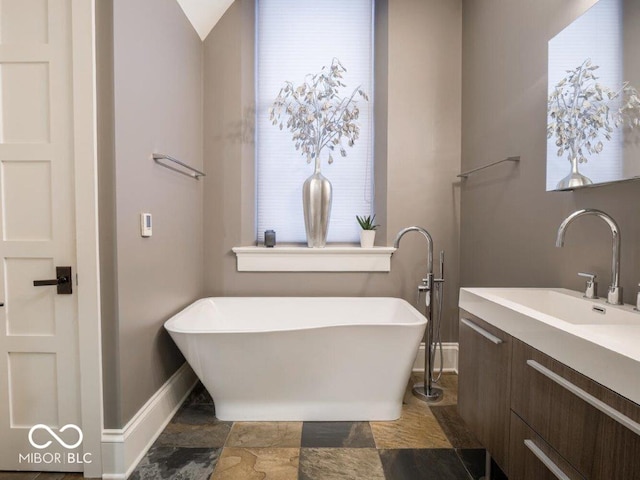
96 0 640 429
461 0 640 298
98 0 204 428
202 0 462 341
96 0 120 428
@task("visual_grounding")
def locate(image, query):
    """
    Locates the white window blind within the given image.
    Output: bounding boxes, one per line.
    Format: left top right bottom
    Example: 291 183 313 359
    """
256 0 374 243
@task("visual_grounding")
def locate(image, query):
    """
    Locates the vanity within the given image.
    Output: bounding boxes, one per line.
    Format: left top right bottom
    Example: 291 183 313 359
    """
458 287 640 480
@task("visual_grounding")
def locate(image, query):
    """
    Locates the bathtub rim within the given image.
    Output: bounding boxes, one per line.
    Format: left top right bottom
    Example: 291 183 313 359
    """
164 296 427 334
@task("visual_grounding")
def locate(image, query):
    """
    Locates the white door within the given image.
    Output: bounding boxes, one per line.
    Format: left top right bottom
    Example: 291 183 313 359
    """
0 0 83 471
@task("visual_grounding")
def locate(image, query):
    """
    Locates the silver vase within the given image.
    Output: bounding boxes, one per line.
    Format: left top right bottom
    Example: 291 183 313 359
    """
302 170 332 248
556 156 593 190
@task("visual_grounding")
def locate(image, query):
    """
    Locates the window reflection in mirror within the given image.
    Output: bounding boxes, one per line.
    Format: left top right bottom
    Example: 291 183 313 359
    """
547 0 640 191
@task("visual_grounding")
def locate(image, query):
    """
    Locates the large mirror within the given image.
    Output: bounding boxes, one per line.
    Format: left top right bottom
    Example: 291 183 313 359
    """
547 0 640 191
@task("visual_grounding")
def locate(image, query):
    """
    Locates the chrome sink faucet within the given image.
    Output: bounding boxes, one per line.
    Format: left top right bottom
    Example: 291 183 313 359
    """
556 209 622 305
578 272 598 299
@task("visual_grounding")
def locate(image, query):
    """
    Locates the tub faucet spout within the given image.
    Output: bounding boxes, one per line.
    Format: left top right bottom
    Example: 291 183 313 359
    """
393 226 434 280
556 209 622 305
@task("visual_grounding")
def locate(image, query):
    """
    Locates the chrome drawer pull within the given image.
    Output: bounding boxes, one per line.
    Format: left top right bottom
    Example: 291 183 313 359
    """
460 318 503 345
524 439 571 480
527 360 640 437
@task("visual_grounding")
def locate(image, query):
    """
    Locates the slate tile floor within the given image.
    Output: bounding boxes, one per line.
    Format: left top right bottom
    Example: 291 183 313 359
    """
131 372 487 480
0 373 489 480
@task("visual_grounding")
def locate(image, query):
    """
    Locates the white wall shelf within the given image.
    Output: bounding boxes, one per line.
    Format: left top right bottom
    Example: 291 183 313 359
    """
232 246 397 272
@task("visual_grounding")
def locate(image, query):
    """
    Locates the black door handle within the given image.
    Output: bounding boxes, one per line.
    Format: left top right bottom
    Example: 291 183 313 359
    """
33 266 72 294
33 279 62 286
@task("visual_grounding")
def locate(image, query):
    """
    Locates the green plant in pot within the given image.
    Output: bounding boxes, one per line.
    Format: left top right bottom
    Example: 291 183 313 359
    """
356 214 379 248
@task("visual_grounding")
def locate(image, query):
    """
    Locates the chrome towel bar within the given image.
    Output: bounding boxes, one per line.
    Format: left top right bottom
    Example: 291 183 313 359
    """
153 153 206 180
458 156 520 179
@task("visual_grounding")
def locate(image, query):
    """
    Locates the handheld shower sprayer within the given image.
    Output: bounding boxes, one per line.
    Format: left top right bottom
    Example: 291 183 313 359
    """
432 251 445 384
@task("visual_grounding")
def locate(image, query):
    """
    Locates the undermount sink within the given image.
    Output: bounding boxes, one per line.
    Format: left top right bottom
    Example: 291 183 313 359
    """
473 288 640 326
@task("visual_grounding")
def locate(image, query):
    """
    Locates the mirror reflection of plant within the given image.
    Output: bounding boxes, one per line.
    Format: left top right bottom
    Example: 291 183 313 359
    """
269 59 369 171
619 87 640 143
547 58 640 164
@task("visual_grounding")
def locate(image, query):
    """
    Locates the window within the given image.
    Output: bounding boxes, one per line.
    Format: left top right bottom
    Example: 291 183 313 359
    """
256 0 374 243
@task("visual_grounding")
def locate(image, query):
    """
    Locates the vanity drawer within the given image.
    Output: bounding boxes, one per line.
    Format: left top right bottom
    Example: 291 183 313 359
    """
511 339 640 479
458 310 512 474
509 412 584 480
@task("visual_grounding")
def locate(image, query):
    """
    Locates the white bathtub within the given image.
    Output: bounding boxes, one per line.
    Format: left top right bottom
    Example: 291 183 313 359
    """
164 297 426 421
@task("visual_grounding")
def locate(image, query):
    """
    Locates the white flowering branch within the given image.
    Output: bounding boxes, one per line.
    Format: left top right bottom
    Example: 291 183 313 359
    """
547 58 640 164
269 58 369 171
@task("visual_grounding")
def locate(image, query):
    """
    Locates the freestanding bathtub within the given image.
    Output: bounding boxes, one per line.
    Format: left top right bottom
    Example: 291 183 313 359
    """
165 297 426 421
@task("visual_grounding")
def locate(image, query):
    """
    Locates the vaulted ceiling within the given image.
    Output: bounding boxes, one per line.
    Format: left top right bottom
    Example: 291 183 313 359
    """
175 0 235 40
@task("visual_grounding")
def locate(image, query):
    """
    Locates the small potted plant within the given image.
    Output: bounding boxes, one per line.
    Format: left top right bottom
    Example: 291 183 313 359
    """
356 214 379 248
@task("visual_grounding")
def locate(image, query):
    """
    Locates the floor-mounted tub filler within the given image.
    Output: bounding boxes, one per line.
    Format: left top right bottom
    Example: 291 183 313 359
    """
165 297 426 421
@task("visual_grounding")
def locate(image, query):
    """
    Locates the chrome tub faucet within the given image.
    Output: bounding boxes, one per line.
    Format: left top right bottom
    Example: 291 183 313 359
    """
556 209 622 305
393 226 444 403
394 226 434 292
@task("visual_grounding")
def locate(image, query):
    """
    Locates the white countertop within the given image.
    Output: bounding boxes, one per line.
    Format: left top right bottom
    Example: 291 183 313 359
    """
459 287 640 405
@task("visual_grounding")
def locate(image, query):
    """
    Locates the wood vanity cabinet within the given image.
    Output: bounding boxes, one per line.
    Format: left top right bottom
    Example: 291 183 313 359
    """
458 310 512 475
509 412 584 480
458 310 640 480
511 338 640 480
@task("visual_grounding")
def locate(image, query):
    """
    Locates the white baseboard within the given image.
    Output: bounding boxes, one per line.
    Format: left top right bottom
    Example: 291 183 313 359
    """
412 342 458 374
101 363 198 480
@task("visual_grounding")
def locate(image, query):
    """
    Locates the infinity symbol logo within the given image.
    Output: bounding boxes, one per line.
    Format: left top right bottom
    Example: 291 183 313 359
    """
28 424 83 450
